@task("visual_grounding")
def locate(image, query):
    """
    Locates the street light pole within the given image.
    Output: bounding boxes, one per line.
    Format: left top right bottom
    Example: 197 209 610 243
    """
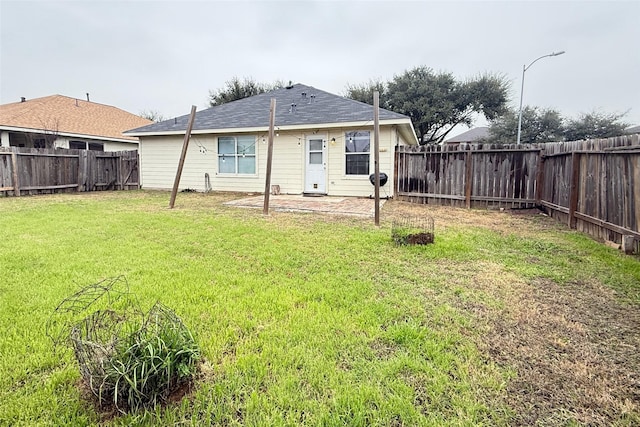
516 50 565 144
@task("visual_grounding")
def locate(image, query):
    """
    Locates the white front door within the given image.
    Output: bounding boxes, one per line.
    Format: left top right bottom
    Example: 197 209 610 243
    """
304 136 326 194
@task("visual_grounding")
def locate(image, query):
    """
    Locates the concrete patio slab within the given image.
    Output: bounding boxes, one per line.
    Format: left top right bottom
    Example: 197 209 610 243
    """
223 194 386 217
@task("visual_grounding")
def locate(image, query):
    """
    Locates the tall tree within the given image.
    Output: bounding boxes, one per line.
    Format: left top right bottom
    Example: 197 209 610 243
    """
383 67 509 144
563 111 629 141
208 77 285 107
487 106 564 144
344 79 388 107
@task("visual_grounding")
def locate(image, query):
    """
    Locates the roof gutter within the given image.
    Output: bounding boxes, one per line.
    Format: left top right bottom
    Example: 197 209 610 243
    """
125 118 415 138
0 125 139 143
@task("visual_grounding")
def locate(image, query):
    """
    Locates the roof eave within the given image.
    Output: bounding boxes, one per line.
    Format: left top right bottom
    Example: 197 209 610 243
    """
126 118 415 137
0 125 139 143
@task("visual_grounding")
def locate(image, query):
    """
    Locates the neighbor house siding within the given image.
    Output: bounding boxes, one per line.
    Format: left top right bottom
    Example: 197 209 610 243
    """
103 141 138 152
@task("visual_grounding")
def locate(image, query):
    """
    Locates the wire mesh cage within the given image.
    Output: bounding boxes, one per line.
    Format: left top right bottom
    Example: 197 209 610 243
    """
391 216 435 245
47 277 200 412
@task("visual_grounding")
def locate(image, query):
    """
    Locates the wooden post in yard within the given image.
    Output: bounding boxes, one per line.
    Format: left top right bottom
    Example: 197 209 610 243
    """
374 91 380 226
464 149 473 209
10 149 20 196
568 151 580 228
263 98 276 215
169 105 197 209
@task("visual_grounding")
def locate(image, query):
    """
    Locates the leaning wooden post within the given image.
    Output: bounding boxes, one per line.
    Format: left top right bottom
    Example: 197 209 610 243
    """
263 98 276 215
568 151 580 229
373 91 380 226
169 106 197 209
10 149 20 196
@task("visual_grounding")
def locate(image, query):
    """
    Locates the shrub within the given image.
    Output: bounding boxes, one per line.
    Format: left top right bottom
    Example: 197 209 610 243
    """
49 278 201 413
97 303 200 411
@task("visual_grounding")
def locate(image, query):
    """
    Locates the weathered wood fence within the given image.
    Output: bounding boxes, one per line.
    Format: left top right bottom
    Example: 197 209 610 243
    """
0 147 139 196
395 134 640 252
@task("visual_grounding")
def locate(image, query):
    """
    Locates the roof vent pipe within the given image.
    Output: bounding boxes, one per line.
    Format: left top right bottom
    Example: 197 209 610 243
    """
86 93 90 102
20 97 26 102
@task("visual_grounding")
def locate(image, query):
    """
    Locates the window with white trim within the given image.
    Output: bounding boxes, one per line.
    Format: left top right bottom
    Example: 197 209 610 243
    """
345 131 370 175
218 136 256 174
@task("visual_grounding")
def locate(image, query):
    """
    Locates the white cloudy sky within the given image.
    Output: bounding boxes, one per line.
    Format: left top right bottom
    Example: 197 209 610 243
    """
1 0 639 132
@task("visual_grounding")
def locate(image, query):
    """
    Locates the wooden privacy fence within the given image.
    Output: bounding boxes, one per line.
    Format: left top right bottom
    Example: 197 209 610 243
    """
395 134 640 252
0 147 139 196
395 143 541 209
538 137 640 251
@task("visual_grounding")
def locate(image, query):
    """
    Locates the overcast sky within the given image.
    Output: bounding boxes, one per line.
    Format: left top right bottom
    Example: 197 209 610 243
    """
1 0 639 134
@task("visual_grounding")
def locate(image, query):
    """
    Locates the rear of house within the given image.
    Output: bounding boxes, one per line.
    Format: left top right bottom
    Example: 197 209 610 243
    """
126 84 418 197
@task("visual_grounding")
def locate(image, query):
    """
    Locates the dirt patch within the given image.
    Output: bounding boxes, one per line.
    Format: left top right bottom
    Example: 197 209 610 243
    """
479 277 640 425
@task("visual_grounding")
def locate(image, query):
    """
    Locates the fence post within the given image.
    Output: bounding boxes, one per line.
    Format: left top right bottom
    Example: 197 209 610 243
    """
118 153 123 190
10 150 20 196
393 146 399 198
535 153 545 206
464 149 473 209
77 151 86 192
568 152 580 229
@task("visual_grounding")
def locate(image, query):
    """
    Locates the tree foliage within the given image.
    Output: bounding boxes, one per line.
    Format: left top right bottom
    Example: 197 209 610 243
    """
139 110 165 122
344 66 510 144
208 77 286 107
563 111 629 141
488 106 564 144
487 108 629 144
344 79 388 107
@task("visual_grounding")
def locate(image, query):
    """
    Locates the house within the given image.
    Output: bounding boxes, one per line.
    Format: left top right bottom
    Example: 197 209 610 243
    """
0 95 152 151
125 83 418 197
625 125 640 135
444 126 489 145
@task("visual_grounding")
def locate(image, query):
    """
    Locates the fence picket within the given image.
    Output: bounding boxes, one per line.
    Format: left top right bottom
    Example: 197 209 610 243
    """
0 147 138 196
396 134 639 251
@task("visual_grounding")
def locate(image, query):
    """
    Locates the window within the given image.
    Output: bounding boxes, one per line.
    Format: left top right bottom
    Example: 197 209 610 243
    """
218 136 256 174
69 140 87 150
33 138 45 149
88 142 104 151
345 131 370 175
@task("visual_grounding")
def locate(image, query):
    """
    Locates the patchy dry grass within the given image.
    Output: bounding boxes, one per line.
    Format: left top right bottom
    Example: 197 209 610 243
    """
0 191 638 426
385 201 640 426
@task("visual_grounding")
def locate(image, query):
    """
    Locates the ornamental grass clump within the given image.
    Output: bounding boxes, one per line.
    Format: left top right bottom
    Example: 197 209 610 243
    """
48 277 200 413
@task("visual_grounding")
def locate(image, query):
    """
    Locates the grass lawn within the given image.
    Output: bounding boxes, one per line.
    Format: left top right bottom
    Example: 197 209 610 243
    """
0 191 638 426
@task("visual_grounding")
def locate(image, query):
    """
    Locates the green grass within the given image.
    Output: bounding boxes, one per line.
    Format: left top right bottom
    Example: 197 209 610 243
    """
0 191 638 426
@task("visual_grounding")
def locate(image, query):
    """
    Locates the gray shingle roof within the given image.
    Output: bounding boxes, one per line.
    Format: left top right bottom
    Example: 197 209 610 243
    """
625 125 640 134
126 83 409 134
444 126 489 143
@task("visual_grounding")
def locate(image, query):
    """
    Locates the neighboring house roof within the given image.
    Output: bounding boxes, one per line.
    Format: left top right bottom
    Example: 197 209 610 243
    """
444 126 489 144
0 95 152 142
625 125 640 134
125 83 417 144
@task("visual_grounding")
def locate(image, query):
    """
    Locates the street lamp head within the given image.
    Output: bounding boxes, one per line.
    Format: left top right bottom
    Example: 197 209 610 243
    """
517 50 565 144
